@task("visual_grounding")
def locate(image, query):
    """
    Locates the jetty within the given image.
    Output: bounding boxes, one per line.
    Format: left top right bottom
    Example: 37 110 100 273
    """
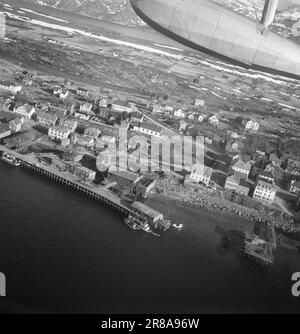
0 145 133 215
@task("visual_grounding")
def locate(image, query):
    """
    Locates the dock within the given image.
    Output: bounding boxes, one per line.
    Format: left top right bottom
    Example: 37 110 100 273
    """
0 145 133 216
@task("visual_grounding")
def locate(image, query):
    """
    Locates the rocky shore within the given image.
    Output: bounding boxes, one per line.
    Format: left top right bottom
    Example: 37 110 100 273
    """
154 175 299 234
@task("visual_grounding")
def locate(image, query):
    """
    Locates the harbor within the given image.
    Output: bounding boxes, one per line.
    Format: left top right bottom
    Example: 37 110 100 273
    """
0 145 170 235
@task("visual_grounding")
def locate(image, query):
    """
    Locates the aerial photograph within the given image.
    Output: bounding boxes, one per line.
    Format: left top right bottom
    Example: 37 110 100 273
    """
0 0 300 317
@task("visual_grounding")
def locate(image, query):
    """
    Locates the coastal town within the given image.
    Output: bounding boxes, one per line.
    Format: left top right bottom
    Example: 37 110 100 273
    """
0 0 300 265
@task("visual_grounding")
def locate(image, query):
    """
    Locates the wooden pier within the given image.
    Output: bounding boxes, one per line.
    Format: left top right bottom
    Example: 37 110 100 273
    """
0 146 133 216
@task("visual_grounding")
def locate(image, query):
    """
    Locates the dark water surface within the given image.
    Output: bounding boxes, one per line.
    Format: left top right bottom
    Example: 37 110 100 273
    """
0 162 299 313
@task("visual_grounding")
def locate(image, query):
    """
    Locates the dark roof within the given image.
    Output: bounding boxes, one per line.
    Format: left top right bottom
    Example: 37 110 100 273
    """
139 122 162 133
108 169 139 182
131 201 163 219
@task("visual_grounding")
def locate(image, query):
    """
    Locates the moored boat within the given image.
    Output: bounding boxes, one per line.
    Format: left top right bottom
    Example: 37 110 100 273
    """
1 152 21 167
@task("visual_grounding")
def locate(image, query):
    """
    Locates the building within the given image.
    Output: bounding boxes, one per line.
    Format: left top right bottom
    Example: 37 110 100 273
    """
79 103 93 113
59 118 78 132
59 89 70 99
253 180 276 205
208 115 219 126
131 201 164 224
9 118 23 133
112 100 133 113
74 135 95 148
107 170 141 188
0 124 11 139
64 79 76 90
98 98 108 108
36 112 58 127
132 176 156 199
48 125 71 141
189 164 213 186
76 87 89 97
232 159 252 180
130 112 144 123
245 120 260 131
194 99 205 107
289 180 300 194
286 159 300 176
84 127 101 138
198 114 207 122
74 112 91 121
134 122 163 137
64 162 96 181
204 137 213 145
258 171 274 184
13 104 35 119
174 108 186 118
0 80 22 94
225 174 251 196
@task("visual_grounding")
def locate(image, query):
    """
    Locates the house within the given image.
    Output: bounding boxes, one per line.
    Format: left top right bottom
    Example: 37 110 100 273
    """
253 180 276 205
132 176 156 199
107 169 142 188
84 127 101 138
245 120 260 131
258 171 274 184
174 108 186 119
194 99 205 107
79 103 93 113
152 104 166 114
9 118 23 133
49 104 68 116
130 112 144 123
0 124 11 139
232 159 252 180
74 135 95 148
59 89 70 99
13 104 35 119
189 164 213 186
198 114 207 122
59 118 78 132
135 122 163 137
76 87 89 97
48 125 71 141
208 115 219 126
225 174 251 196
269 153 281 167
0 80 22 94
64 162 96 181
64 79 76 90
112 100 133 113
98 98 108 108
204 137 213 145
98 108 109 121
36 112 58 127
131 201 164 224
179 120 187 132
289 180 300 194
74 111 90 121
285 159 300 176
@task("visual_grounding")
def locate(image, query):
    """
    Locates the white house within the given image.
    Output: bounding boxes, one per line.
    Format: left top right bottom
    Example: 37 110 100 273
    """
75 112 90 121
208 115 219 126
135 122 162 137
253 180 276 205
194 99 205 107
112 100 133 113
59 89 70 99
79 103 93 113
190 164 213 186
13 104 35 119
48 125 71 141
36 112 58 127
245 120 260 131
0 81 22 94
174 108 186 119
232 159 252 179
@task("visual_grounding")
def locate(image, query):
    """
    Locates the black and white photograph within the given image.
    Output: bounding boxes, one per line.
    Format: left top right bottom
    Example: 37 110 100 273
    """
0 0 300 317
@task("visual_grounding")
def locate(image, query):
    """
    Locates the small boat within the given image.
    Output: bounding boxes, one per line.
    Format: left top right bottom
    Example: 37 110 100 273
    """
172 223 184 230
124 216 140 230
1 152 21 166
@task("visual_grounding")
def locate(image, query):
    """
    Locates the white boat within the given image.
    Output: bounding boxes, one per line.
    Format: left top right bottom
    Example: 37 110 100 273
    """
172 223 184 230
124 216 140 230
1 153 21 167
